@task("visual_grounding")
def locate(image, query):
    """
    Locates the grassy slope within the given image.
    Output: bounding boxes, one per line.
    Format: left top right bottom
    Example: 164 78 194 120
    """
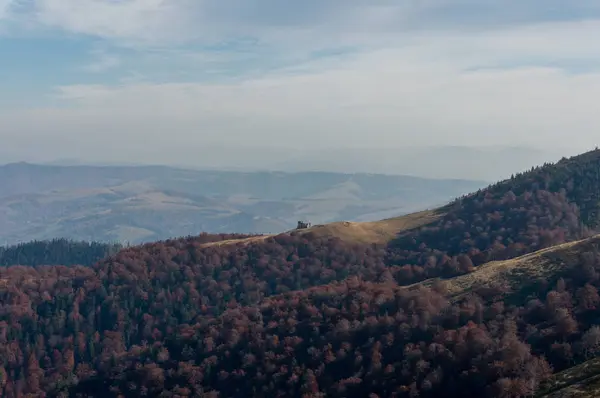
411 235 600 298
199 209 440 248
295 210 439 244
397 234 600 397
538 357 600 397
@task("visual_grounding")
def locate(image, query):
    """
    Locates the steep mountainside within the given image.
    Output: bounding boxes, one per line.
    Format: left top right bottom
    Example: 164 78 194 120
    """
81 234 600 398
0 163 484 245
51 233 600 398
1 149 600 396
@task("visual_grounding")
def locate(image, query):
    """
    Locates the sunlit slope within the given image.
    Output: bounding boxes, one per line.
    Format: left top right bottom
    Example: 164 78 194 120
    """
294 210 439 244
411 234 600 298
200 209 440 247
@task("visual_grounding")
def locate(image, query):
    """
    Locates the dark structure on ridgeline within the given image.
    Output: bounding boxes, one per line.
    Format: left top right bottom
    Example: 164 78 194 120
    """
296 220 311 229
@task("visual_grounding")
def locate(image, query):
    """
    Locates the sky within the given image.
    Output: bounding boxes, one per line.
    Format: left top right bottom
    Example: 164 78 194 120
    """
1 0 600 174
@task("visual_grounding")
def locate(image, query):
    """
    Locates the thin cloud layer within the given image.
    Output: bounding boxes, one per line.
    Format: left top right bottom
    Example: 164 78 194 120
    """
0 0 599 171
4 1 600 46
0 1 9 19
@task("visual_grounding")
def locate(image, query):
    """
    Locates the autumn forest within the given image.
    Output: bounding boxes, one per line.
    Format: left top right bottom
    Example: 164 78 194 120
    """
3 150 600 397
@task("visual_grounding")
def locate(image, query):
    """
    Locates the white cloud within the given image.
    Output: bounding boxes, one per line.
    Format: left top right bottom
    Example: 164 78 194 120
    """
0 0 16 20
0 1 8 19
2 1 600 169
82 49 120 72
11 1 600 49
31 0 194 44
3 19 600 160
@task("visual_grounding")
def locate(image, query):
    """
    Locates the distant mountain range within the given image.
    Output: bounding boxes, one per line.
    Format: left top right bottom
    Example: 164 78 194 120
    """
0 162 485 245
23 145 574 181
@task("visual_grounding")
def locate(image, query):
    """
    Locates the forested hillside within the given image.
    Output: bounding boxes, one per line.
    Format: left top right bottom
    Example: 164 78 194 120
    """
1 149 600 397
384 150 600 283
0 239 122 267
0 234 254 268
70 235 600 397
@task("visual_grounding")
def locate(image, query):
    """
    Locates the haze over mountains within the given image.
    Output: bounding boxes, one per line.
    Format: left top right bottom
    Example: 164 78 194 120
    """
28 145 572 182
0 161 484 245
2 149 600 396
4 0 600 395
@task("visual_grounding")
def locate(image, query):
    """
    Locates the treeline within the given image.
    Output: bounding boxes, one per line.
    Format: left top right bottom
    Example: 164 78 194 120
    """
381 149 600 284
0 239 123 267
0 233 256 268
384 188 587 283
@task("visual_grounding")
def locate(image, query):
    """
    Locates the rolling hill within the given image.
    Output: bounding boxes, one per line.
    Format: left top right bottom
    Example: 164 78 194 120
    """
3 149 600 396
0 162 484 245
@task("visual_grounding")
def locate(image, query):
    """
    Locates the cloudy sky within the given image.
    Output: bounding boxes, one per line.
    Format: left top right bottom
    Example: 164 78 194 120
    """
1 0 599 171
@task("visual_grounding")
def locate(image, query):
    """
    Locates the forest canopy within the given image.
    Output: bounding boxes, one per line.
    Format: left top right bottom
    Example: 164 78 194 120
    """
2 149 600 396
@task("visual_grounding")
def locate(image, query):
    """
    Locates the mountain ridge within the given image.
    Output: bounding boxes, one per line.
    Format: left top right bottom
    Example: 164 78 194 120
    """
0 162 483 245
3 149 600 396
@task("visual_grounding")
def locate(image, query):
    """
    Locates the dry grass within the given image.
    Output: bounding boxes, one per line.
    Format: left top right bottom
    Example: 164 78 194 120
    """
538 358 600 397
199 235 272 248
404 235 600 397
295 210 439 244
200 209 440 248
411 234 600 299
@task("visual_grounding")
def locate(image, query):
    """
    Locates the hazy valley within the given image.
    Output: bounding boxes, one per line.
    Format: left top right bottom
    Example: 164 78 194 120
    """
0 162 484 245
